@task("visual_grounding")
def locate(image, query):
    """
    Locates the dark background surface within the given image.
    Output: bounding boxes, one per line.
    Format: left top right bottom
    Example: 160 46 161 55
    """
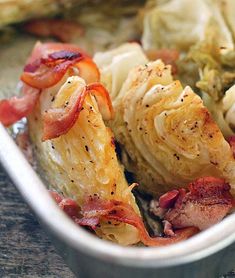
0 163 235 278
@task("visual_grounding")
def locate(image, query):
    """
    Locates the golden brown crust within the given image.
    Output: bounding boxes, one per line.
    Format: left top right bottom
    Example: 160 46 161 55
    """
111 60 235 196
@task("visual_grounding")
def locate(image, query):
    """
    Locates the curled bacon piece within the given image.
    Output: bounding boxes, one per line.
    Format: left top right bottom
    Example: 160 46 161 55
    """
27 42 89 65
21 50 99 89
50 191 81 218
42 80 114 141
50 191 63 204
49 191 99 229
163 220 175 237
159 189 179 209
0 42 100 127
0 86 39 126
23 19 84 43
81 197 198 246
157 177 235 231
50 191 198 246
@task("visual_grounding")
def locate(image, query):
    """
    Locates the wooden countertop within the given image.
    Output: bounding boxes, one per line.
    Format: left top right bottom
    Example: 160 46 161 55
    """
0 164 75 277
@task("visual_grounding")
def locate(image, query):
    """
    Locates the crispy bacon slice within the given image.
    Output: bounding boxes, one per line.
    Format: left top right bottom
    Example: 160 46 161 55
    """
0 86 39 126
49 191 100 229
0 42 99 127
159 189 179 209
27 42 89 65
24 51 82 73
50 191 81 218
23 19 84 43
22 59 78 89
21 41 99 89
50 191 63 204
159 177 235 230
81 197 198 246
50 191 198 246
21 50 99 89
42 82 114 141
145 49 179 75
163 220 175 237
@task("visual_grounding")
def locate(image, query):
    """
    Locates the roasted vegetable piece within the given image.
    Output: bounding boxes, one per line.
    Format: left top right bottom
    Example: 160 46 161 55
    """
94 43 148 103
141 0 235 138
188 33 235 137
108 59 235 196
28 75 141 245
141 0 233 53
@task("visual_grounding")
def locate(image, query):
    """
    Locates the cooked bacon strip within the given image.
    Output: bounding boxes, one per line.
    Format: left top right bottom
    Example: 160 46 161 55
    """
21 55 99 89
24 51 82 73
50 191 197 246
145 49 179 75
48 51 82 61
27 42 89 65
50 191 63 204
50 191 81 218
42 83 86 141
159 189 179 209
163 220 175 237
81 197 198 246
21 50 99 90
227 136 235 159
74 217 99 229
42 82 114 141
1 43 100 128
22 59 77 89
23 19 84 43
50 191 99 229
73 58 100 85
50 192 79 218
21 40 99 90
0 86 39 126
86 83 114 120
161 177 234 230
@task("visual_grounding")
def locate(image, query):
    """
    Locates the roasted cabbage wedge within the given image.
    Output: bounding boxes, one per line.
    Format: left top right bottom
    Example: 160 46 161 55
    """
28 76 141 245
141 0 234 53
108 59 235 196
141 0 235 138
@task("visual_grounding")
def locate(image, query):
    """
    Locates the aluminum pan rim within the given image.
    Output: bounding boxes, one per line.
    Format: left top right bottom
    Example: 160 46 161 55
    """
0 123 235 268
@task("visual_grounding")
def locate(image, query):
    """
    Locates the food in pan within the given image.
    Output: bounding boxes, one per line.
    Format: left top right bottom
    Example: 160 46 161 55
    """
95 45 235 197
1 0 235 246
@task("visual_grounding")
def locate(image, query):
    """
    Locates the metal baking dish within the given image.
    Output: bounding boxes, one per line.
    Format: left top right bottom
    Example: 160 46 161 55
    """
1 36 235 278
